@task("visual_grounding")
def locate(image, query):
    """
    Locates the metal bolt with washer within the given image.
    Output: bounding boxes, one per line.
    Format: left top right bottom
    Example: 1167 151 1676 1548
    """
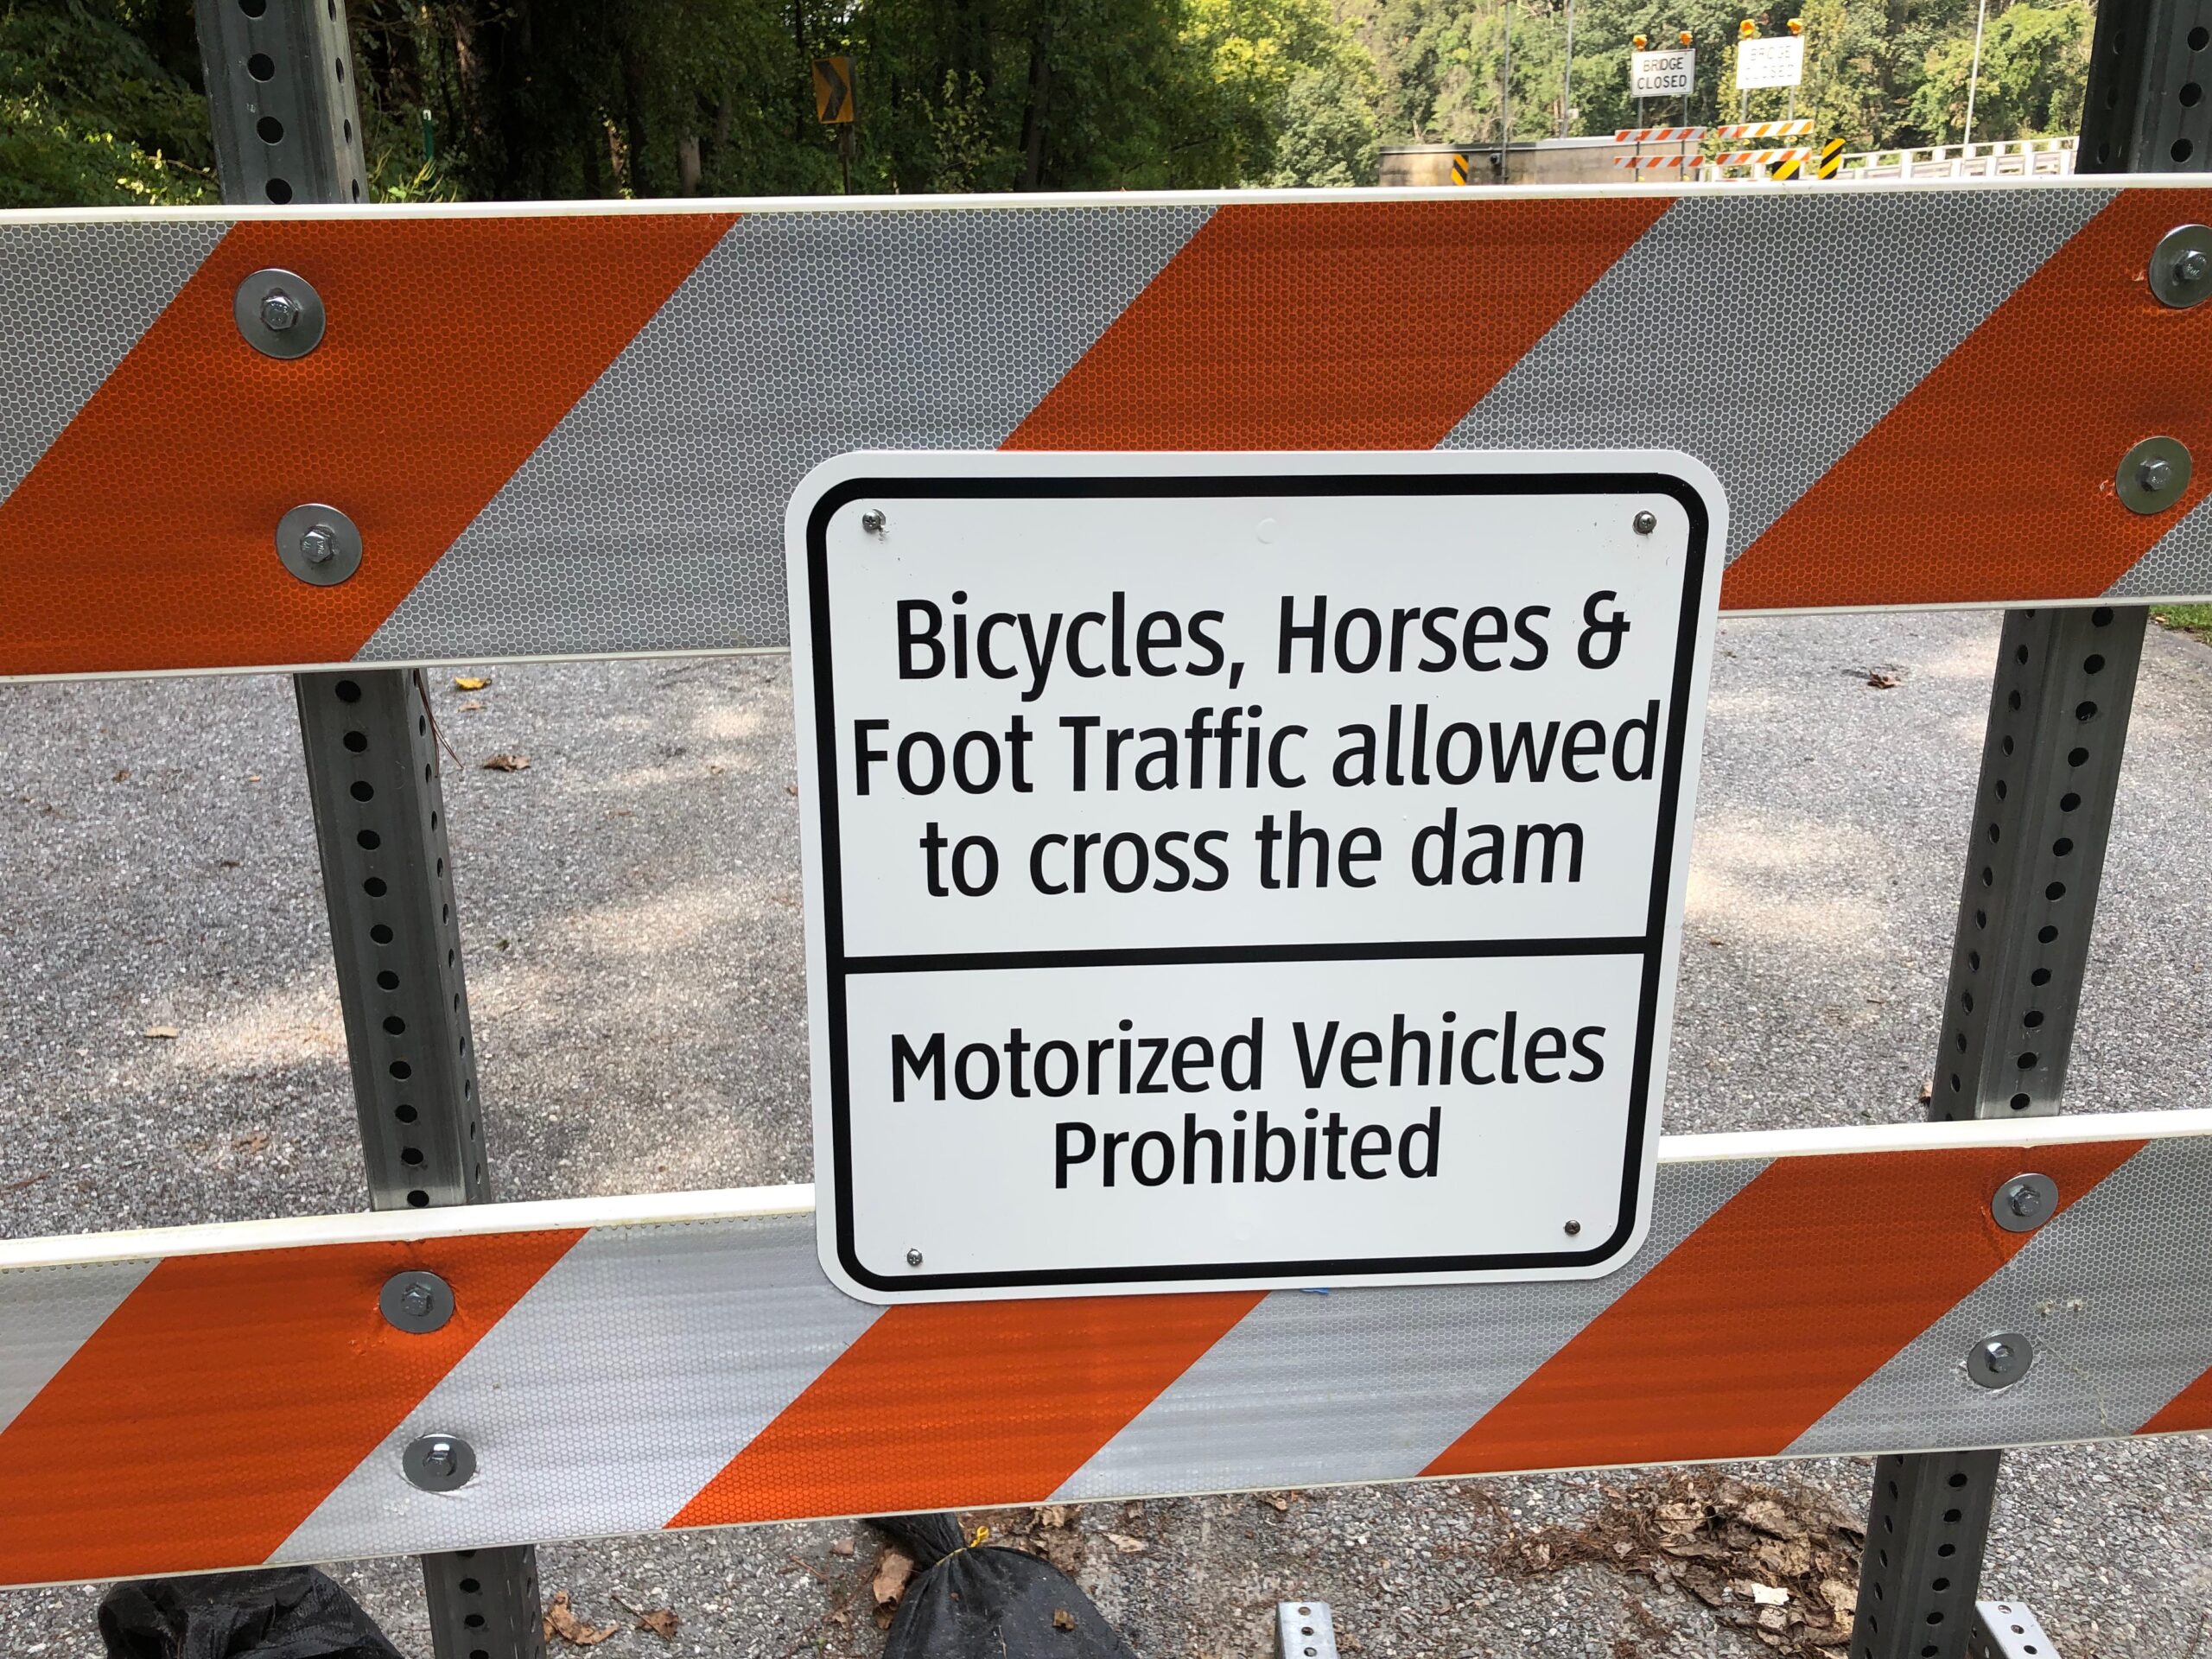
276 502 363 587
1991 1172 2058 1233
1631 510 1658 535
861 510 888 537
1967 1331 2034 1389
379 1269 455 1333
2117 435 2192 515
905 1247 924 1268
233 267 327 359
2152 224 2212 308
402 1432 478 1491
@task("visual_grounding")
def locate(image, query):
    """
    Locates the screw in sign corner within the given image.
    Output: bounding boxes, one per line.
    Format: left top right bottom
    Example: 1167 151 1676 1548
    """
812 55 857 194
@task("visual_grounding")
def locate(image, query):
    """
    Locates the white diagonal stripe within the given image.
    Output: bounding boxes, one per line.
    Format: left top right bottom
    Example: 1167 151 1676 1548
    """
277 1215 874 1559
1052 1157 1764 1499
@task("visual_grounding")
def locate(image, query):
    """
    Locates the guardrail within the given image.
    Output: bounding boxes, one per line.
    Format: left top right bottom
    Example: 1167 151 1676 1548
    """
1700 134 2079 181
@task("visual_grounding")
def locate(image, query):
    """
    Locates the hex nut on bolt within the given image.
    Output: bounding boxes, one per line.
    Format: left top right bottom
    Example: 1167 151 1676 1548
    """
2117 435 2192 516
402 1433 477 1491
2151 224 2212 308
233 268 326 359
276 503 363 587
1967 1332 2034 1390
379 1269 455 1334
1991 1172 2058 1234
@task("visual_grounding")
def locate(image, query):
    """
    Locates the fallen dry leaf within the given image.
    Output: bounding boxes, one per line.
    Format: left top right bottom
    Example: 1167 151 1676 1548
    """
1866 671 1899 690
543 1591 618 1647
873 1547 915 1610
1052 1610 1077 1631
111 768 130 782
453 675 490 691
231 1129 270 1154
1103 1532 1148 1554
481 753 531 772
1038 1504 1073 1529
830 1537 855 1557
457 698 486 713
633 1608 679 1641
141 1026 180 1040
1497 1469 1863 1658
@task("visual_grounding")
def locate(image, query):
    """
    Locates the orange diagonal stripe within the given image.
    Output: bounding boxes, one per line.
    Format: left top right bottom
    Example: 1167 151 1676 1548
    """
669 1291 1261 1526
2139 1362 2212 1436
0 1230 582 1581
1421 1138 2144 1476
1007 197 1668 452
0 213 734 677
1724 188 2212 610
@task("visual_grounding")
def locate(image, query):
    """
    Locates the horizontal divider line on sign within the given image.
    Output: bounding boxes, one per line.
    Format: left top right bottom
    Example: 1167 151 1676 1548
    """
837 935 1655 976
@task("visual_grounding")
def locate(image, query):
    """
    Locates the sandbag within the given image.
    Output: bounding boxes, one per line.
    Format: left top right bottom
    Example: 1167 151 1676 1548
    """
870 1513 1141 1659
99 1567 404 1659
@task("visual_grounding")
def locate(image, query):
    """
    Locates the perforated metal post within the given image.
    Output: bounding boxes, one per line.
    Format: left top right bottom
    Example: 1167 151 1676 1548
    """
194 4 542 1655
1851 0 2202 1643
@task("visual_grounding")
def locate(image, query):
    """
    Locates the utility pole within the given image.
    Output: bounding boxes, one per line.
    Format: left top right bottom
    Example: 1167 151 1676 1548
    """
1962 0 1990 146
1560 0 1577 137
1499 0 1514 176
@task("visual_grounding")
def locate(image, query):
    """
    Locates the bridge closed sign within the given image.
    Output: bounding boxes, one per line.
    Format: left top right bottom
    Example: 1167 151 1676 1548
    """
789 451 1724 1302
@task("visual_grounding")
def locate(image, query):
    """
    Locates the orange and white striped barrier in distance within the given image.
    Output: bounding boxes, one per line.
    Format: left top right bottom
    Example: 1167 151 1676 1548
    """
3 181 2212 681
1708 147 1814 167
1709 119 1815 140
0 1112 2206 1587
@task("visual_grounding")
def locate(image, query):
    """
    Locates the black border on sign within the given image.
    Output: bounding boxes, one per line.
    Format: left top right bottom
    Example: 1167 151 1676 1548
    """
805 469 1713 1294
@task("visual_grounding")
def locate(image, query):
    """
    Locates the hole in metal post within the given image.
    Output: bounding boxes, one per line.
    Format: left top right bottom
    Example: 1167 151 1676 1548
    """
247 51 275 79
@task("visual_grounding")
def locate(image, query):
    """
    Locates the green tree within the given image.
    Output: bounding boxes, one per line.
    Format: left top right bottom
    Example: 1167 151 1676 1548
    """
0 0 214 207
1909 0 2090 139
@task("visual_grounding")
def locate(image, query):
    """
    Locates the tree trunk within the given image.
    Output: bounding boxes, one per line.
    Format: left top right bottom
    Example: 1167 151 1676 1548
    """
1018 10 1054 189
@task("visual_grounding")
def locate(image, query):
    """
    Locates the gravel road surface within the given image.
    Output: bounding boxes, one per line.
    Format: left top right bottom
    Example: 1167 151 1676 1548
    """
2 610 2208 1657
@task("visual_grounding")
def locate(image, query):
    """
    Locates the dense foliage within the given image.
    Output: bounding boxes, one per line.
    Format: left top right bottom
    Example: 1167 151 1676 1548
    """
0 0 2089 207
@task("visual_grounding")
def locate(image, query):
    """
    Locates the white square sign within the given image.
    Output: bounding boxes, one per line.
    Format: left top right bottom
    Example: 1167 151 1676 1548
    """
1736 35 1805 88
1630 48 1697 98
787 452 1725 1303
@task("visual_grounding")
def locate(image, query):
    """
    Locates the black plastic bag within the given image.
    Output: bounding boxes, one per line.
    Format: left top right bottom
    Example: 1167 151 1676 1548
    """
99 1567 404 1659
870 1513 1141 1659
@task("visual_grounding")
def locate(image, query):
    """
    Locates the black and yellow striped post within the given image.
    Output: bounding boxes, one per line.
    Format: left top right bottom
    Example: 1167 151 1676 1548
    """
1450 151 1471 185
1815 137 1846 178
